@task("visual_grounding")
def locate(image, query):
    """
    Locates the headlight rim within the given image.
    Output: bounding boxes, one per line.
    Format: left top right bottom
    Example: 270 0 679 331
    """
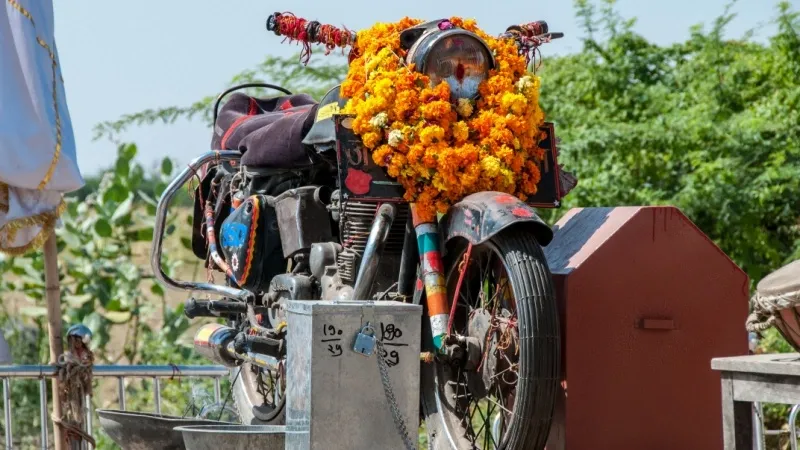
405 28 496 79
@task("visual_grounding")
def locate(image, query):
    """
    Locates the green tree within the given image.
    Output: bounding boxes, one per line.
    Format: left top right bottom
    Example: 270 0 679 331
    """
539 0 800 285
538 0 800 442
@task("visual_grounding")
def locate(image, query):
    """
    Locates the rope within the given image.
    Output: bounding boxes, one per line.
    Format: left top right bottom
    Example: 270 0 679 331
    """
55 336 96 448
217 369 240 422
752 289 800 313
500 22 552 67
746 311 776 333
747 291 781 333
266 12 356 64
204 201 239 286
446 243 473 335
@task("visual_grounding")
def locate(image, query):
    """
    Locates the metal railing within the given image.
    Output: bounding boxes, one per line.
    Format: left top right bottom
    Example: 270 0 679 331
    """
755 402 800 450
0 364 228 450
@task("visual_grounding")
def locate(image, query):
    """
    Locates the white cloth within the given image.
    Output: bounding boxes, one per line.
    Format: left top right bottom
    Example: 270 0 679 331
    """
0 0 83 254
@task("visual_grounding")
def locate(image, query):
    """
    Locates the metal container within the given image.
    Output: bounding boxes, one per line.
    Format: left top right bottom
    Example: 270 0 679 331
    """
542 206 748 450
285 300 422 450
177 424 286 450
97 409 229 450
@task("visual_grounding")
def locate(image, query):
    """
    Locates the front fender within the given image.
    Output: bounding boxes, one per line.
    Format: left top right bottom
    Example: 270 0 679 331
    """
440 191 553 248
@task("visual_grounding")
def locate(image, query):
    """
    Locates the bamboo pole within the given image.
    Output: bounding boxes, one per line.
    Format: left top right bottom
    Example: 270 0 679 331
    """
43 233 65 450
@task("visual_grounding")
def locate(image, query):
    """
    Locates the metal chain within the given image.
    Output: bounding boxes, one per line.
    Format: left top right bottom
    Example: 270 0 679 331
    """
374 340 417 450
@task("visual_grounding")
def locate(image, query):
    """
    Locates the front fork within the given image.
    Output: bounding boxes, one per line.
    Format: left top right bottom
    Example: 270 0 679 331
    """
410 205 450 353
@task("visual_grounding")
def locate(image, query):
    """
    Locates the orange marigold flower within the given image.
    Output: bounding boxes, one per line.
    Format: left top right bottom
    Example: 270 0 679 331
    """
362 131 382 149
420 100 453 120
341 16 547 216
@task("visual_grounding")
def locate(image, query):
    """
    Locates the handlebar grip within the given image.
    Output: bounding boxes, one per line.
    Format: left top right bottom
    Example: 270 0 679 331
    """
184 298 251 318
184 298 213 319
519 21 548 36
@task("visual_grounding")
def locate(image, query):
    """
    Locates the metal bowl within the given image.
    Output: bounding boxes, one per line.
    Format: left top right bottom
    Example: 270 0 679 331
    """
176 424 286 450
97 409 231 450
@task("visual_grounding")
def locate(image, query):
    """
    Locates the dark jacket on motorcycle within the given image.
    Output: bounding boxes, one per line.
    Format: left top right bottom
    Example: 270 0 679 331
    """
211 92 320 169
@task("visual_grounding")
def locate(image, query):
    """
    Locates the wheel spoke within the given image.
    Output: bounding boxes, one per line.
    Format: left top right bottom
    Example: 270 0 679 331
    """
431 239 550 450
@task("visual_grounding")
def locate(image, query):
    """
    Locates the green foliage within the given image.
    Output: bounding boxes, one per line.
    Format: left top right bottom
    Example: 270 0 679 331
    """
537 0 800 440
0 144 219 448
539 0 800 286
0 310 49 448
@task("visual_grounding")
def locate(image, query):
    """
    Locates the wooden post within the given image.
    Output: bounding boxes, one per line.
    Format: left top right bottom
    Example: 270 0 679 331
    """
43 234 65 450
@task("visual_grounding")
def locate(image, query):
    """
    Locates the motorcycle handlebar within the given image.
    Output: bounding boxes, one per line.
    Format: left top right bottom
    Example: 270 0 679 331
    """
150 150 253 300
266 13 561 54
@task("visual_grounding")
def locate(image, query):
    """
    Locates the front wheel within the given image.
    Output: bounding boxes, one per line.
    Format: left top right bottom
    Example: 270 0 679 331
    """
422 228 560 450
227 318 286 425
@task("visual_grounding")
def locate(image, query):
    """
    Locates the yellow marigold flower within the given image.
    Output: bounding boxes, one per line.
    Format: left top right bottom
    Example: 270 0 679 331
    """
432 173 447 191
456 98 474 118
480 155 502 178
452 121 469 143
500 167 515 187
374 77 395 100
419 125 445 146
501 92 527 115
496 145 514 164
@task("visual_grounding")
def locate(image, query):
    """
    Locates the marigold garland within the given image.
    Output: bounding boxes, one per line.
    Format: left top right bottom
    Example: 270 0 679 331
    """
341 17 547 221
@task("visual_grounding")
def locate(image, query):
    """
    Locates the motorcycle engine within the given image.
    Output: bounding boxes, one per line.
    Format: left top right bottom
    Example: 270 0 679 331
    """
309 194 409 301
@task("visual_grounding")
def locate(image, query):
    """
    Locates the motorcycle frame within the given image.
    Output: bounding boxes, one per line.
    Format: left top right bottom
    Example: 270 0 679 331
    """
149 150 448 351
151 151 555 355
150 150 253 301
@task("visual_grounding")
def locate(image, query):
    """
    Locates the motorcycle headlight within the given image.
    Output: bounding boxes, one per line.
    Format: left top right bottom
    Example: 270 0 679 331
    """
407 29 495 101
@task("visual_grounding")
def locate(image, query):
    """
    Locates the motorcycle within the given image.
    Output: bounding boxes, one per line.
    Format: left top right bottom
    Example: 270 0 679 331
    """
151 15 573 450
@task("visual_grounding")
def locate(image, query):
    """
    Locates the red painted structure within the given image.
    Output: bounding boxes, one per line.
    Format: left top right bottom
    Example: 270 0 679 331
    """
543 206 748 450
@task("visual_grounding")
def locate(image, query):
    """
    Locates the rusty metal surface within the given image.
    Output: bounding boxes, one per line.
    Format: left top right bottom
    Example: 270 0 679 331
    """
543 206 748 450
440 191 553 248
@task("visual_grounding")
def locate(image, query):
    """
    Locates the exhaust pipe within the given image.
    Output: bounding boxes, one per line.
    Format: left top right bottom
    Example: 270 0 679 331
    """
193 324 283 370
351 203 397 300
193 324 239 366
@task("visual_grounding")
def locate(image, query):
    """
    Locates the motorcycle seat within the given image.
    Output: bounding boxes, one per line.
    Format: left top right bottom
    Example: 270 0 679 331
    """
211 92 320 170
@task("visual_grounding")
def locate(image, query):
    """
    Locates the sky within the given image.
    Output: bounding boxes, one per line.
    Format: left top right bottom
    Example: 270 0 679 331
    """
52 0 789 176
